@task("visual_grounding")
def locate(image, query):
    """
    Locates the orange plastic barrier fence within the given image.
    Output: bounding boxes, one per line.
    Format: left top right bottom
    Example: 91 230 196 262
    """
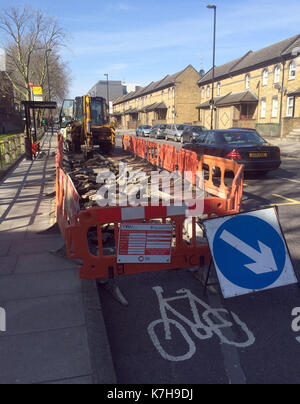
122 135 244 215
66 203 214 280
159 144 178 172
147 141 160 166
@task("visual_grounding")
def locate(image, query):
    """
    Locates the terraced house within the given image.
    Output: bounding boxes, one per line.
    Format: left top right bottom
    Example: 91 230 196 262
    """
197 34 300 139
112 65 201 129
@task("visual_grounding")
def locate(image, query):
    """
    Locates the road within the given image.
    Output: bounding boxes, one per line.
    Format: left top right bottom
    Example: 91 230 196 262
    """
98 133 300 384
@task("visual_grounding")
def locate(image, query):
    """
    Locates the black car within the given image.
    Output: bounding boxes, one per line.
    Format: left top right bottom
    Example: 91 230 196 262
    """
183 129 281 174
181 125 207 143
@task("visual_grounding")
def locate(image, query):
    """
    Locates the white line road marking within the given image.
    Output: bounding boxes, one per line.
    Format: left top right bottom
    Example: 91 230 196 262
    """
274 176 300 184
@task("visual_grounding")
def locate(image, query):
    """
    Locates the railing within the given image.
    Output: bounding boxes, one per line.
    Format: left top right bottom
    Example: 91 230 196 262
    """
0 134 25 170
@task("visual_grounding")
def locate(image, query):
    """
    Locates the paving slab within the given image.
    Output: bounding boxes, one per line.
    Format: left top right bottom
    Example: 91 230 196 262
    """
0 326 91 384
0 269 81 302
0 293 85 336
15 252 76 274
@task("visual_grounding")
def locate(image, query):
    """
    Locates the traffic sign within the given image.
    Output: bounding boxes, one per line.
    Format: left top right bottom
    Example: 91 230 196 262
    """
29 81 34 88
32 86 43 95
117 223 173 264
203 207 297 298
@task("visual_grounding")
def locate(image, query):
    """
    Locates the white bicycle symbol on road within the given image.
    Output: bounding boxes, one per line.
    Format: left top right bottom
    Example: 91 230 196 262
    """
148 286 255 362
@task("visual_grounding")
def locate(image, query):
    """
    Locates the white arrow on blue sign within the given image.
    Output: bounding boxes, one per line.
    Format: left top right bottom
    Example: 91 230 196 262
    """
204 207 297 298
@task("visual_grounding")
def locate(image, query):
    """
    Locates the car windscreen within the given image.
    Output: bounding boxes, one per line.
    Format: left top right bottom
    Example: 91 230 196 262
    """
222 131 266 145
195 133 208 143
191 126 205 133
143 125 151 129
177 125 187 130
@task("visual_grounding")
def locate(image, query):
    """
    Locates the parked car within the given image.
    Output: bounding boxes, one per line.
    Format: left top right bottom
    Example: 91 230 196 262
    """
136 125 152 137
149 124 167 139
183 129 281 174
181 125 208 143
165 124 190 142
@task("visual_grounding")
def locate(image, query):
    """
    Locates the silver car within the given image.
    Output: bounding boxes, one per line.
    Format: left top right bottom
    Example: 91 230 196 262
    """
165 124 189 142
136 125 152 137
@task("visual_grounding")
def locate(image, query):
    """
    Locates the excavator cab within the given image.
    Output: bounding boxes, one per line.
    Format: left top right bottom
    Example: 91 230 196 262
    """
59 95 115 156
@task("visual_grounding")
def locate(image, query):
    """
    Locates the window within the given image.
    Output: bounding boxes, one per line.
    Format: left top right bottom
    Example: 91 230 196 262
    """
245 74 250 89
262 69 268 86
207 86 210 98
289 60 296 80
217 82 221 96
204 133 215 145
286 96 295 117
272 97 278 118
168 88 171 99
274 65 281 83
201 87 205 99
261 98 266 118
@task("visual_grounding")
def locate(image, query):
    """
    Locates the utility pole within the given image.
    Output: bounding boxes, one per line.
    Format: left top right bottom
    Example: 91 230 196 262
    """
207 4 217 130
104 73 110 115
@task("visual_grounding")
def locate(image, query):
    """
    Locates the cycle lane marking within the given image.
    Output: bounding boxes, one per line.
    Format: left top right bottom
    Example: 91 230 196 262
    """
147 286 255 377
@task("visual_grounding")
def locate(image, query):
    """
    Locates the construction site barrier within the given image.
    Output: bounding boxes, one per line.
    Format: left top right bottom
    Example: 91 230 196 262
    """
54 134 244 281
66 204 213 280
122 135 244 215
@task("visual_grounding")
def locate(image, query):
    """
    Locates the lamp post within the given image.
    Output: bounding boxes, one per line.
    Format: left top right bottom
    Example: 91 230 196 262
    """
207 4 216 130
104 73 110 115
45 48 54 136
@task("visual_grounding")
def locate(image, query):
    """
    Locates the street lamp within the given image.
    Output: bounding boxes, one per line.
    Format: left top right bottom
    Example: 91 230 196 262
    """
104 73 110 115
207 4 216 130
45 48 52 101
45 48 54 136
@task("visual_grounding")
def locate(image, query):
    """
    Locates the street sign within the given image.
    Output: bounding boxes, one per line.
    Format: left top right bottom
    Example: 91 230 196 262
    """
203 207 297 298
32 86 43 95
29 81 34 88
117 223 173 264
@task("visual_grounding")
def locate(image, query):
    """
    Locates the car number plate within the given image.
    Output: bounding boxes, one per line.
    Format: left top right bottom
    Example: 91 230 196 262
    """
249 152 268 158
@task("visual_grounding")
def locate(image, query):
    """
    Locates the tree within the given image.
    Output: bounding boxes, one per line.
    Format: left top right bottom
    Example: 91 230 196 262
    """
0 6 70 105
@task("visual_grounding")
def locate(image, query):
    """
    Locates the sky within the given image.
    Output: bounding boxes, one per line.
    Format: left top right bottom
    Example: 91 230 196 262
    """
0 0 300 98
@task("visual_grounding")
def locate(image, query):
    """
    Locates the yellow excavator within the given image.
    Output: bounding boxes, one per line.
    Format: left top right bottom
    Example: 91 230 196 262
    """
59 95 115 157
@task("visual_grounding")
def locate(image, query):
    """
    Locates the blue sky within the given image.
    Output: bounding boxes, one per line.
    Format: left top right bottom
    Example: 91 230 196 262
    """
1 0 300 98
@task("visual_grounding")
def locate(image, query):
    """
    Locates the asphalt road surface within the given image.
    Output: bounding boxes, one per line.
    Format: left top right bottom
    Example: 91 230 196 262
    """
98 134 300 384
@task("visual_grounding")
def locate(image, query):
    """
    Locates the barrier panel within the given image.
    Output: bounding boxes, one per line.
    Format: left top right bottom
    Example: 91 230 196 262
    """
56 167 80 239
147 141 160 166
66 203 214 280
159 144 177 172
122 135 244 215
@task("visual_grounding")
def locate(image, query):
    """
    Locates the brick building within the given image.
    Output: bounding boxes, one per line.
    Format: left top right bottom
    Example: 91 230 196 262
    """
197 34 300 138
112 65 201 129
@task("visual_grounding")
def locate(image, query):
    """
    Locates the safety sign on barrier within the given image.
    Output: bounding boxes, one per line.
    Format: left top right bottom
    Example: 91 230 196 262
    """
117 223 173 264
203 207 298 298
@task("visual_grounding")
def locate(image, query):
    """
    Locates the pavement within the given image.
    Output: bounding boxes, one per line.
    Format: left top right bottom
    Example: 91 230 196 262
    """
264 136 300 159
0 131 116 384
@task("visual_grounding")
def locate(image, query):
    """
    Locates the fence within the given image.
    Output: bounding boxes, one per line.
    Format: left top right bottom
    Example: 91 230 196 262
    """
256 123 281 138
0 134 25 170
123 135 244 214
55 134 244 281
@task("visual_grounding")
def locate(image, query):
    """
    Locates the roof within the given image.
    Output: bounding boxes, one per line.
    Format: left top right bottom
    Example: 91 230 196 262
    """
113 65 198 105
197 90 258 109
199 34 300 85
287 88 300 96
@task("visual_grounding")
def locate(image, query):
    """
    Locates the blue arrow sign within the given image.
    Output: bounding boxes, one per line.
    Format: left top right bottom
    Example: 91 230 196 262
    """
212 214 286 291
